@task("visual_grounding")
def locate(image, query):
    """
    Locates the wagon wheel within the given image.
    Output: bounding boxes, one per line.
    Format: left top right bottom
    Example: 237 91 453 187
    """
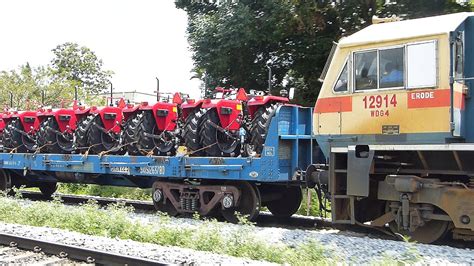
38 182 58 198
264 185 302 218
0 170 13 195
221 181 260 223
385 201 450 244
152 186 178 217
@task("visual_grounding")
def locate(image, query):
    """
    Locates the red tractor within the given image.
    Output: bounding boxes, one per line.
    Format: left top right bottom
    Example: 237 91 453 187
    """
3 110 41 153
245 92 289 155
198 88 247 157
181 98 208 156
124 93 183 156
36 101 79 153
75 104 125 154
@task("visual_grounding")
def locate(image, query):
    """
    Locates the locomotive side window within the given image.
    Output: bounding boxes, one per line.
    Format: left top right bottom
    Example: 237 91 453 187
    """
379 48 404 88
334 61 349 92
406 41 437 88
354 51 377 90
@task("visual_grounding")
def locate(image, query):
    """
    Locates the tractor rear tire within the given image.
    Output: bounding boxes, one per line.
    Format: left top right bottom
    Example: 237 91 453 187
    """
248 103 279 155
87 115 124 154
182 109 206 156
199 108 240 157
37 117 74 153
75 115 95 153
137 111 176 156
123 113 142 155
3 118 36 153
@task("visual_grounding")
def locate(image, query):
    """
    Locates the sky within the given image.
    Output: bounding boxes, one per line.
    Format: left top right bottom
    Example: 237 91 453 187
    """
0 0 202 99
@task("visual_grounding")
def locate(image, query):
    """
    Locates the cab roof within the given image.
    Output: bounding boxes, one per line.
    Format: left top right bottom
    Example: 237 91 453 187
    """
338 12 474 48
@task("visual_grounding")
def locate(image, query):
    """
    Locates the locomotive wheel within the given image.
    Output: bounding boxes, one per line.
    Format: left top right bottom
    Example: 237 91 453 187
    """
199 109 240 157
123 113 141 155
37 117 74 153
264 185 302 218
152 187 178 216
87 115 124 154
137 111 176 156
182 109 206 156
221 181 261 223
75 115 94 152
3 118 36 153
0 170 13 195
385 202 450 244
38 182 57 197
248 103 279 155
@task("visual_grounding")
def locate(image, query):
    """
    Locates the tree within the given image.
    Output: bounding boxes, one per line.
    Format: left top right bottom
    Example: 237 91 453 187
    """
177 0 340 105
178 0 470 106
50 42 113 96
0 43 111 109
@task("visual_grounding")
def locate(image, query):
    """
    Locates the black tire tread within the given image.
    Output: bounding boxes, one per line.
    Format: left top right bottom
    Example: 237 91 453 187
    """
182 109 206 155
3 118 32 153
249 103 279 155
75 115 95 152
37 117 74 153
87 115 123 154
123 113 142 155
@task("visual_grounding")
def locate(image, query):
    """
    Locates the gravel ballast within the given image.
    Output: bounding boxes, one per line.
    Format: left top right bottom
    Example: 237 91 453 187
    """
0 222 274 265
131 212 474 265
3 196 474 264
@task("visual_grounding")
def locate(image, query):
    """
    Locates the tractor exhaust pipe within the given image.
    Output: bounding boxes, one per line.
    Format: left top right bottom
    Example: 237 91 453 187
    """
156 77 160 102
109 82 114 107
74 85 78 102
9 92 13 109
41 91 45 106
267 66 272 95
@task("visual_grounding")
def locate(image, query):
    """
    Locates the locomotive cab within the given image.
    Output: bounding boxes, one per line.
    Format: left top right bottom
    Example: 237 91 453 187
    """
315 12 474 154
313 13 474 243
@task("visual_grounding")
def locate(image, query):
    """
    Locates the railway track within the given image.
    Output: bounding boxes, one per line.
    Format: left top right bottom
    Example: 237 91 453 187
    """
0 233 167 265
19 190 333 228
18 191 474 248
19 190 391 238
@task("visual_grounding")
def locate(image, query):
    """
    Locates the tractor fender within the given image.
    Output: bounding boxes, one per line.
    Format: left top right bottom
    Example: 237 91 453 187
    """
122 104 141 121
247 95 289 118
53 109 78 132
214 99 242 131
97 106 123 133
149 102 178 131
17 111 40 132
181 99 204 120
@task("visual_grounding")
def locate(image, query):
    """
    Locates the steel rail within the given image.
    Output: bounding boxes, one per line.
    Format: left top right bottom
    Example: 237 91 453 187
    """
0 233 170 266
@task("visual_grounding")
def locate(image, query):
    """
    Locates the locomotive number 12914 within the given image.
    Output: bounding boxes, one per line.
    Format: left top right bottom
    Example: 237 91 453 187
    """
362 94 397 109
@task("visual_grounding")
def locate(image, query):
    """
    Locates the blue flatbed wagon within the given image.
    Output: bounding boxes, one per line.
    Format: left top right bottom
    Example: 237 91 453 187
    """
0 105 315 223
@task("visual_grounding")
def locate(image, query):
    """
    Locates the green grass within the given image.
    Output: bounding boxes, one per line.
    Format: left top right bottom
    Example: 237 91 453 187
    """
52 184 330 217
56 183 151 201
0 195 330 265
